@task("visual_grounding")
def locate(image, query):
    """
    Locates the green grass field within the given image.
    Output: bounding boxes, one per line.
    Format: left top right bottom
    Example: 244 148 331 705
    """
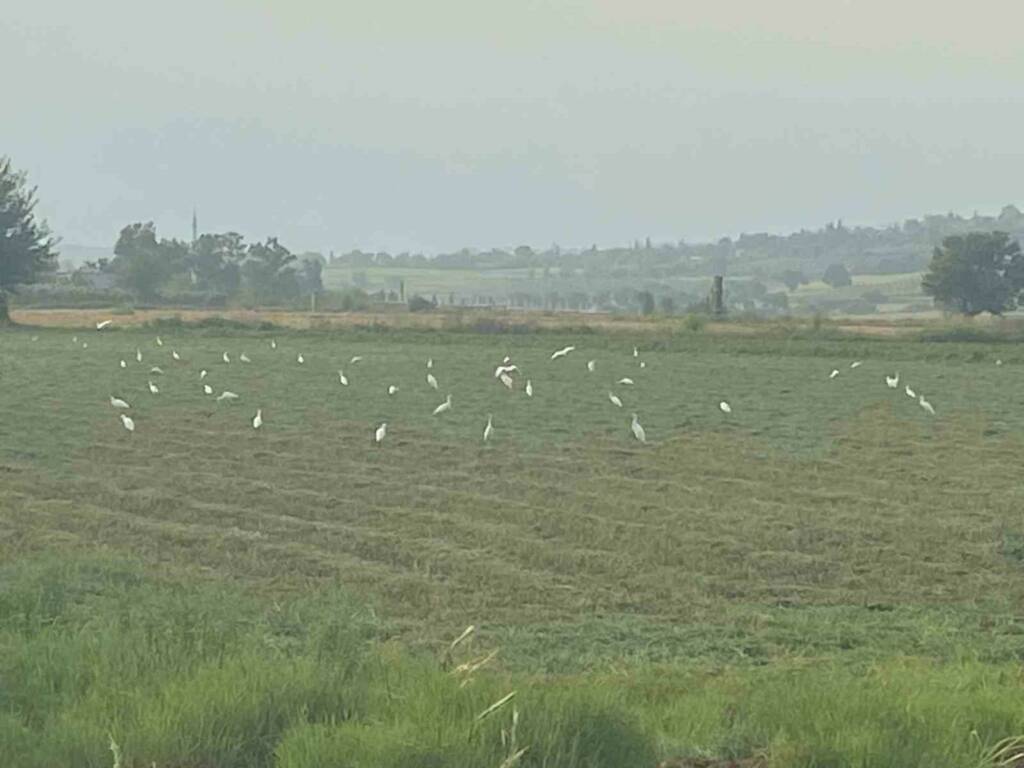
3 320 1024 766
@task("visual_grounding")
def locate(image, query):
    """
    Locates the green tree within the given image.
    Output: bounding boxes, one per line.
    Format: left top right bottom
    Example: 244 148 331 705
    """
190 232 245 295
112 223 187 300
0 157 59 322
922 232 1024 315
297 256 324 295
242 238 299 305
822 263 852 288
637 290 655 316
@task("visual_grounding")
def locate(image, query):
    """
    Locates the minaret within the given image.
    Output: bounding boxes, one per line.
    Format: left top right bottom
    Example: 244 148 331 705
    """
191 207 198 246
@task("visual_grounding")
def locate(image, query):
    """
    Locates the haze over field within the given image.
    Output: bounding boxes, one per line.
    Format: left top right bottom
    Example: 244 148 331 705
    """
4 1 1023 254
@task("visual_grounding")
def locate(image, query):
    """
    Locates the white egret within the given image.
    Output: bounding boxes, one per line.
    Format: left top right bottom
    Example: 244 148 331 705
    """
375 422 387 443
252 408 263 429
388 385 398 395
494 364 518 378
338 370 349 386
222 352 230 364
297 354 305 364
156 336 163 346
502 355 511 364
147 381 159 394
72 335 78 343
919 395 935 415
217 391 239 402
199 369 208 380
639 361 646 369
719 401 732 414
550 345 575 360
483 414 494 442
618 377 634 385
240 353 251 363
109 396 131 409
350 355 363 364
203 384 213 395
829 369 840 379
885 373 899 389
608 392 623 408
96 319 112 330
171 350 181 361
499 372 514 389
633 346 638 358
150 366 164 375
270 339 277 349
426 357 433 369
996 359 1003 366
905 385 916 399
850 361 863 369
525 379 533 397
427 372 438 389
120 413 135 432
433 394 453 415
630 413 646 443
82 342 88 349
119 359 127 369
31 335 38 342
587 360 596 372
135 348 142 363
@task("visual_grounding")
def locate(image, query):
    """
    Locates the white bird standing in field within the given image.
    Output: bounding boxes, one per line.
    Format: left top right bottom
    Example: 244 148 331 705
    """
156 336 163 346
203 384 213 395
829 369 840 379
120 413 135 432
426 372 438 390
433 394 453 415
119 359 127 369
110 396 131 409
608 392 623 408
375 422 387 443
499 372 514 389
96 319 112 330
918 395 936 415
630 413 646 443
82 342 88 349
483 414 494 442
388 384 398 395
147 381 159 394
525 379 533 397
338 370 349 386
172 350 181 361
72 336 78 343
135 348 142 363
350 355 363 364
550 345 575 360
719 401 732 414
633 346 638 358
150 366 164 375
587 359 596 372
297 353 305 364
217 391 239 402
850 361 863 369
905 384 916 399
200 369 208 380
639 360 646 369
502 355 511 364
996 359 1003 366
494 364 518 378
885 373 899 389
618 377 634 385
240 353 251 363
222 352 231 364
252 408 263 429
426 357 433 369
270 339 277 349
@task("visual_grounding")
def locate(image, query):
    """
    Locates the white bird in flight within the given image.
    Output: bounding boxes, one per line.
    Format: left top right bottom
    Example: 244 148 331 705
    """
119 359 127 369
483 414 494 442
240 353 251 363
905 385 916 399
433 394 453 415
426 372 438 389
203 384 213 395
172 350 181 361
338 370 349 386
388 384 398 395
252 408 263 429
587 360 596 372
829 369 840 379
147 381 159 395
494 364 518 378
222 352 231 364
96 319 112 330
375 422 387 443
918 395 935 415
217 391 239 402
850 361 863 369
499 372 514 389
608 392 623 408
120 413 135 432
618 377 634 385
719 401 732 414
525 379 533 397
630 413 646 444
135 349 142 363
885 373 899 389
110 396 130 409
297 354 305 364
350 355 363 364
550 345 575 360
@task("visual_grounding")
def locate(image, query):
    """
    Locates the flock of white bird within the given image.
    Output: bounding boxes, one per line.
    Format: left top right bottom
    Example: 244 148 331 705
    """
84 319 937 443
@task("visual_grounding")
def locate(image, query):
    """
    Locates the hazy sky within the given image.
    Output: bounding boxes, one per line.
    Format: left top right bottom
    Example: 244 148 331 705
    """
4 1 1023 254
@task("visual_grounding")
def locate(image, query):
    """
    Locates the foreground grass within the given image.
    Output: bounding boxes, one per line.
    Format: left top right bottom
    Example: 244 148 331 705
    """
2 553 1024 768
